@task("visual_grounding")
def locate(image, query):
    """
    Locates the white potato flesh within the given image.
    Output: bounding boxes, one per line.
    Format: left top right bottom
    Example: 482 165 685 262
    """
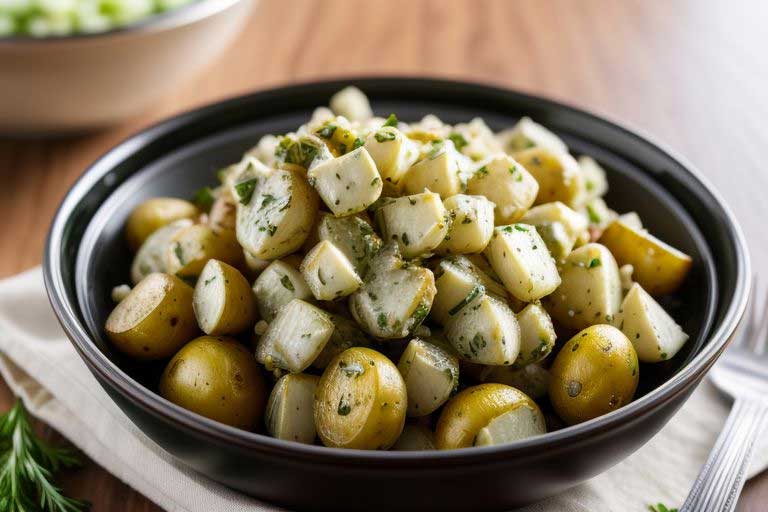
445 294 520 366
474 405 546 446
484 224 561 302
436 194 495 255
545 243 622 330
397 338 459 416
130 219 193 285
329 86 373 122
307 147 382 216
111 284 131 302
583 197 616 230
266 373 319 444
618 211 643 230
496 117 568 155
391 424 436 451
520 201 588 260
256 299 334 373
478 363 551 400
450 117 503 161
515 147 585 208
363 127 420 192
614 283 689 362
315 213 382 277
252 260 312 322
312 313 370 369
619 264 635 292
236 168 318 259
578 155 609 200
300 240 363 300
349 244 436 339
402 141 465 198
515 303 556 367
376 191 450 259
193 259 255 335
243 250 271 276
431 256 508 326
466 154 539 224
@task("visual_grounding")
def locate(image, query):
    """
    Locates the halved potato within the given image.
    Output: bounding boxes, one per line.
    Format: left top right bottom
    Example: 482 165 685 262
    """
435 383 543 449
484 224 561 302
376 191 450 258
314 213 383 277
444 294 520 366
613 283 689 362
466 154 538 224
236 168 319 260
514 303 556 367
300 240 363 300
397 338 459 416
436 194 495 255
105 273 198 360
193 259 256 335
474 405 546 447
514 147 584 208
545 243 622 330
130 218 193 285
391 424 436 451
125 197 199 251
252 260 312 322
599 219 692 296
265 373 319 444
255 299 334 373
307 147 383 216
315 347 407 449
165 224 243 279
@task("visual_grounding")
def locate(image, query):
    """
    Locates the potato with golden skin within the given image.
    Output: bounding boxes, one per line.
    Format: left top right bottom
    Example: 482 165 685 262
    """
193 259 256 336
125 197 199 251
165 224 243 279
315 347 407 450
159 336 267 430
435 383 544 449
549 324 639 425
105 273 198 360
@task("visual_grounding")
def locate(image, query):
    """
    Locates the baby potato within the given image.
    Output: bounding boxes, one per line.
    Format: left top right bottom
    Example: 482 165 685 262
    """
397 338 459 417
315 347 407 450
130 218 193 285
514 303 557 367
193 259 256 335
514 147 585 208
165 224 243 279
435 383 543 449
159 336 266 430
105 273 198 360
266 373 319 444
391 424 436 451
125 197 199 251
549 324 639 425
474 405 546 447
599 219 692 296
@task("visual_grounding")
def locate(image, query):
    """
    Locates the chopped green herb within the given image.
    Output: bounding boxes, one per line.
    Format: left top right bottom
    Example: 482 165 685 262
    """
267 224 278 236
461 216 473 224
280 275 295 292
234 178 258 205
375 130 397 143
192 187 215 212
588 258 601 268
514 225 529 232
426 140 445 159
316 124 337 139
370 176 381 187
410 302 431 327
337 398 352 416
448 284 485 316
586 204 601 224
261 194 276 208
173 242 185 265
352 138 365 150
203 275 216 286
383 113 399 127
648 504 678 512
475 165 489 178
448 132 468 151
377 313 388 329
401 233 410 246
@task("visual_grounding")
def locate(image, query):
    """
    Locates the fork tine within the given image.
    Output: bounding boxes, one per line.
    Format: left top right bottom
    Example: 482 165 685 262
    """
735 275 758 348
749 283 768 355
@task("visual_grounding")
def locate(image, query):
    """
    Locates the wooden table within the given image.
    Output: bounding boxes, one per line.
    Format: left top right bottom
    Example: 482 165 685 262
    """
1 0 767 509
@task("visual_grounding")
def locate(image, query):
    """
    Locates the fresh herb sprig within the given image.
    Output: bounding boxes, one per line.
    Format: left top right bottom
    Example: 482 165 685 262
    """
0 400 88 512
648 503 678 512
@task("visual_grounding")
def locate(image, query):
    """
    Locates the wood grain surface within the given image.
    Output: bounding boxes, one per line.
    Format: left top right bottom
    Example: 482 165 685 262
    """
1 0 767 510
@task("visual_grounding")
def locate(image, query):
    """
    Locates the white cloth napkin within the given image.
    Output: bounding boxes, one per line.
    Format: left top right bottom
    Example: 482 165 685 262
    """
0 268 766 512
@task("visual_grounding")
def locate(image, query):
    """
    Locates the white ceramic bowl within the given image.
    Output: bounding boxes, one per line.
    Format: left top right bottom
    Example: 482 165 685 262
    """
0 0 253 135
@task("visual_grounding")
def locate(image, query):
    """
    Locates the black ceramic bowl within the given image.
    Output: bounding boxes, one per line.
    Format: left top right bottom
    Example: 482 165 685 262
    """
44 78 749 511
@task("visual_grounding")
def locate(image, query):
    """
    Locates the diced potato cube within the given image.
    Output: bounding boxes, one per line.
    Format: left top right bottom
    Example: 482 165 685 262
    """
521 201 588 260
397 338 459 416
266 373 319 444
314 213 382 277
256 299 334 372
599 219 692 296
402 140 466 197
431 256 508 326
329 86 373 122
349 244 436 339
376 191 450 258
436 194 495 255
236 168 319 259
300 240 363 300
445 294 520 365
449 118 503 162
514 303 556 367
364 126 420 194
614 283 689 362
466 155 539 224
252 260 312 322
514 147 585 208
484 224 561 302
578 155 609 200
583 197 615 231
545 243 622 330
307 147 382 216
496 117 568 155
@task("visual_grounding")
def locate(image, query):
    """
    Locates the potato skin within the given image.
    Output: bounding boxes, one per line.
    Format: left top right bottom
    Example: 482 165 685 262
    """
193 260 256 335
165 224 243 279
435 383 541 449
105 273 198 360
125 198 199 251
159 336 266 430
548 324 639 425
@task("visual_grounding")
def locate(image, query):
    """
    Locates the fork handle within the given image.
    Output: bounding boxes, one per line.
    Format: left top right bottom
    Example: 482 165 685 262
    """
680 398 768 512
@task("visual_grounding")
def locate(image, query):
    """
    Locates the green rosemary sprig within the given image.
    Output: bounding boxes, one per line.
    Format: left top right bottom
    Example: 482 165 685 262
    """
0 400 89 512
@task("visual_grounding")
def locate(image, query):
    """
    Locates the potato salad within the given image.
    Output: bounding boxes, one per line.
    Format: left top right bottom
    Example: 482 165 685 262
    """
105 86 692 450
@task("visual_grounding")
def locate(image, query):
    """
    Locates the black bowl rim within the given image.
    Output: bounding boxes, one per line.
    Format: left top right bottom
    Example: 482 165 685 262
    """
44 77 750 467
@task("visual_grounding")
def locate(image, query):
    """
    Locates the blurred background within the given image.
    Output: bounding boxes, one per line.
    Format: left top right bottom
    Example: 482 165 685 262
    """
0 0 767 509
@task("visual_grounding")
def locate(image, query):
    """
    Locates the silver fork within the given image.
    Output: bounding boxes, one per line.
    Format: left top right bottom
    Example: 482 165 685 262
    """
680 277 768 512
